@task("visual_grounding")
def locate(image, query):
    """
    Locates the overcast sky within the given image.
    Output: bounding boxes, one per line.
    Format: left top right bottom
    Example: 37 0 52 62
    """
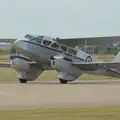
0 0 120 38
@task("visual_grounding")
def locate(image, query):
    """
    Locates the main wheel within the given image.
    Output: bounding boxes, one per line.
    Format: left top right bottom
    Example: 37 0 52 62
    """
19 78 27 83
59 78 68 84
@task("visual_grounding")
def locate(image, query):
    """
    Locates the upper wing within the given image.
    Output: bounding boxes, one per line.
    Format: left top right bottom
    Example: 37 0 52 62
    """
0 38 16 43
72 61 120 71
57 36 120 47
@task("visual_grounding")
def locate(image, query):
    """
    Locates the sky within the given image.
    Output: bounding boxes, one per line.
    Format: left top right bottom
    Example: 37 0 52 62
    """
0 0 120 39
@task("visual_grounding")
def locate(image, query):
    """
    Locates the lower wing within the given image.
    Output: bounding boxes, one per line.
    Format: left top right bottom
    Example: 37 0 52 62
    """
72 61 120 71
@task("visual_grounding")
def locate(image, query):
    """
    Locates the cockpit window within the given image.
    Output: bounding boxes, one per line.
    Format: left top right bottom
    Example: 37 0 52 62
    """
68 48 77 55
37 36 43 40
60 45 67 52
36 36 43 44
43 40 52 46
51 43 59 49
25 34 34 39
30 37 37 41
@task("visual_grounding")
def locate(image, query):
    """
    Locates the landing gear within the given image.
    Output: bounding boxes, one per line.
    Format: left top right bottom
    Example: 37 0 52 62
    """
59 78 68 84
19 78 27 83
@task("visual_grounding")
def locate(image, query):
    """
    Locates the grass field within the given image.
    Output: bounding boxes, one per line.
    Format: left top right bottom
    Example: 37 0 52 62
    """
0 54 9 58
0 106 120 120
0 54 9 62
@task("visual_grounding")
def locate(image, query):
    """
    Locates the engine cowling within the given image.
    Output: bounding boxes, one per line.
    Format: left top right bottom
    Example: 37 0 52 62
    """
10 57 30 71
51 55 82 81
9 55 43 81
17 66 43 81
51 56 72 71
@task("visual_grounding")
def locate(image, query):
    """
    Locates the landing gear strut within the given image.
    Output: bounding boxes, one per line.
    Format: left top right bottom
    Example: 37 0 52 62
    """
59 78 68 84
19 78 27 83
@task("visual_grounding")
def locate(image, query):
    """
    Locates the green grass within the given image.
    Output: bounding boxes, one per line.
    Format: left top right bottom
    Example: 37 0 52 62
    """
0 55 9 58
0 60 9 62
0 106 120 120
0 54 9 63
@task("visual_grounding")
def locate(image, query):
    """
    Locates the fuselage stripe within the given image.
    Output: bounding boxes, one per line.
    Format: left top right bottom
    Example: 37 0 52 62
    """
10 55 33 62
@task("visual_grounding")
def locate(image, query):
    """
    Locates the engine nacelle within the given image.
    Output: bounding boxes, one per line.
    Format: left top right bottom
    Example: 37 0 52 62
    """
51 57 71 71
10 55 43 81
10 57 30 71
51 56 82 81
58 71 78 81
18 67 43 81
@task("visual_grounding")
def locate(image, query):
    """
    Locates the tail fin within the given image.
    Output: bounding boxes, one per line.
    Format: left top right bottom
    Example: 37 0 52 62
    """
114 51 120 62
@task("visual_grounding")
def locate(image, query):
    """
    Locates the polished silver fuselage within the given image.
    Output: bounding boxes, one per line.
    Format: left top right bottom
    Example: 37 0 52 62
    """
12 36 100 81
14 40 89 70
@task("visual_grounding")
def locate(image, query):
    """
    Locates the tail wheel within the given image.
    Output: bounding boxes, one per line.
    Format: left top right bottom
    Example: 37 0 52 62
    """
19 78 27 83
59 78 68 84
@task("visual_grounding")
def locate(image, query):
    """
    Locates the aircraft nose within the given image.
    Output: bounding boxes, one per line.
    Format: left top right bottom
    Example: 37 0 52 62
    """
13 39 28 51
13 39 21 48
14 39 20 44
14 39 19 43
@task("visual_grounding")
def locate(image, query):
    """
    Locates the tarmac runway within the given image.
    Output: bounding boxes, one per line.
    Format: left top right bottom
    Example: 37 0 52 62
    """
0 80 120 110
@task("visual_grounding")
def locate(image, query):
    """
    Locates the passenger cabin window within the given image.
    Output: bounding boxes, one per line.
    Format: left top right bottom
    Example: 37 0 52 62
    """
51 43 59 49
60 45 67 52
43 40 52 46
68 48 77 55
